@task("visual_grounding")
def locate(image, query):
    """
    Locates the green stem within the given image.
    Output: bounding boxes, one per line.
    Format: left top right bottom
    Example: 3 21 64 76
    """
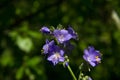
67 65 77 80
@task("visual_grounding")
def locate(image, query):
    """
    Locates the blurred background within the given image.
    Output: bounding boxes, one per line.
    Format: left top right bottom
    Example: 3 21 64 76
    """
0 0 120 80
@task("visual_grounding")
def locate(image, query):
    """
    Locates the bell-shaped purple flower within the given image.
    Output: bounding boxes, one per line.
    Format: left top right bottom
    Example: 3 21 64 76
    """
40 26 51 34
47 46 65 65
83 46 101 67
42 40 55 54
53 29 72 44
67 26 77 39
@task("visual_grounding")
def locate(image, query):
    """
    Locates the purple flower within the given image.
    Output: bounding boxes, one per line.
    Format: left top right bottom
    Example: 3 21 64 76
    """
47 46 65 65
40 26 50 34
83 46 101 67
42 40 55 54
68 26 77 39
53 29 72 44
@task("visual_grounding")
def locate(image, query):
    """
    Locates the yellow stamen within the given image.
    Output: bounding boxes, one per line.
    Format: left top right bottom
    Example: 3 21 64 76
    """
95 56 101 63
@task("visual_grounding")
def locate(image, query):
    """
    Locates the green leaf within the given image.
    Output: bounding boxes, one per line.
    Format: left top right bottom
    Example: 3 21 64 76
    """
25 68 35 80
28 31 42 39
16 36 33 53
0 49 14 67
16 66 24 80
57 24 64 29
27 56 41 67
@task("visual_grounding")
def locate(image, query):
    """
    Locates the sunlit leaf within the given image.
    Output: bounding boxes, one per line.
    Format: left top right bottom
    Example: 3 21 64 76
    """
16 36 33 53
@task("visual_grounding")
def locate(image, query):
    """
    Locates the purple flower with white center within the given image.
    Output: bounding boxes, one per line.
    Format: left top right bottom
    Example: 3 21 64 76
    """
83 46 101 67
42 40 55 54
40 26 51 34
47 46 65 65
68 26 77 39
53 29 72 44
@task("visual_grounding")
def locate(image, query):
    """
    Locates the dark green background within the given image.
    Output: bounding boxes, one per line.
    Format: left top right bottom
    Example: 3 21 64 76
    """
0 0 120 80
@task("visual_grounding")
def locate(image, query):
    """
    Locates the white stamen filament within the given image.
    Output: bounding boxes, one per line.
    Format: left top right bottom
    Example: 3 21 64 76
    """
59 35 64 41
53 53 60 60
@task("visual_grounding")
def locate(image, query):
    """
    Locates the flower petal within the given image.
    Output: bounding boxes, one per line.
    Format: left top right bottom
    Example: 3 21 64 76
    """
84 49 89 55
89 61 96 67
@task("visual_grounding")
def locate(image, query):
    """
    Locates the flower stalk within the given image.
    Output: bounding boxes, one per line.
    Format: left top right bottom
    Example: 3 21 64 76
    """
67 64 77 80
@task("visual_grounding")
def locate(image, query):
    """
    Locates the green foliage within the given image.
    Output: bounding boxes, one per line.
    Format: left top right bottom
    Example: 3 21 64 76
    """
114 31 120 44
0 0 120 80
0 49 14 67
16 66 24 80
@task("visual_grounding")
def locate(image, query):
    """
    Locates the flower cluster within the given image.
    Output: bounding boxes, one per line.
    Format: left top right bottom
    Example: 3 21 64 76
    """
40 25 102 80
43 40 65 65
40 26 101 67
40 25 77 65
